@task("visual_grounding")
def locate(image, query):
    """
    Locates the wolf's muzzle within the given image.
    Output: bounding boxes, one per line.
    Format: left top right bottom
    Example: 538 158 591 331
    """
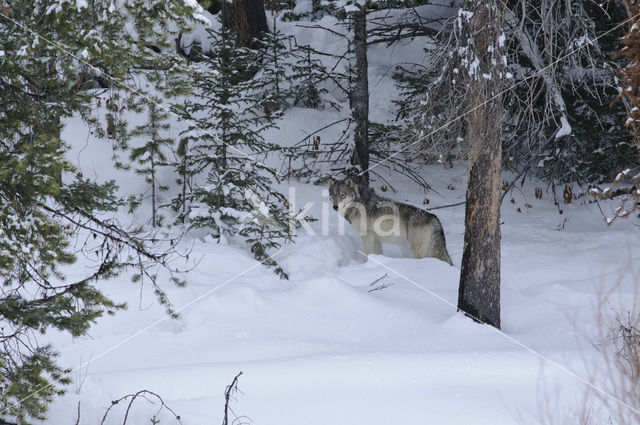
333 205 338 211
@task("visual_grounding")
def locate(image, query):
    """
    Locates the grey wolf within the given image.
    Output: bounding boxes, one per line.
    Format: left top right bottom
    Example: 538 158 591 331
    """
329 177 453 265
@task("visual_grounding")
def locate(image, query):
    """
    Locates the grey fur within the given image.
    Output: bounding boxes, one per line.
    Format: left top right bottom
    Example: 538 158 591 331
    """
329 177 453 265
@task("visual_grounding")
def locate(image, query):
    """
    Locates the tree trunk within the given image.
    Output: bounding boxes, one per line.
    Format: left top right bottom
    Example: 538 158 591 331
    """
458 2 504 329
350 6 370 185
151 157 157 228
209 0 268 48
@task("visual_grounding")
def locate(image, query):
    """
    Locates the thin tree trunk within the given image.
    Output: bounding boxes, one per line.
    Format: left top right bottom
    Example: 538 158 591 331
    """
181 150 188 221
350 6 370 185
458 1 504 329
151 157 157 227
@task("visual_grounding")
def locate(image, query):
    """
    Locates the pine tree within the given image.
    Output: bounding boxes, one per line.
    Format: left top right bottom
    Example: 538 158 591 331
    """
348 2 370 185
175 18 294 277
396 1 636 184
172 136 195 223
499 0 633 185
255 15 292 113
290 43 331 109
286 1 372 182
401 0 504 328
589 0 640 222
457 1 505 330
0 1 203 422
129 100 174 227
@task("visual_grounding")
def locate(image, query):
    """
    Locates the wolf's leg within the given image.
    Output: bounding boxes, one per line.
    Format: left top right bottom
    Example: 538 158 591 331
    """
371 238 382 255
407 225 432 259
361 234 383 256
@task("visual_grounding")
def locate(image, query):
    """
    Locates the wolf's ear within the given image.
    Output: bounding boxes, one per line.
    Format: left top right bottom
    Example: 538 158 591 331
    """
329 177 336 187
345 178 355 189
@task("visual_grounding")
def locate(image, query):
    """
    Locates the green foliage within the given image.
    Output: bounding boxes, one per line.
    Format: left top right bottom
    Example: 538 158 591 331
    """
290 43 334 109
174 18 295 277
129 100 174 227
0 0 203 422
0 346 69 424
394 2 639 184
59 179 123 214
0 136 76 287
255 18 292 113
500 1 638 184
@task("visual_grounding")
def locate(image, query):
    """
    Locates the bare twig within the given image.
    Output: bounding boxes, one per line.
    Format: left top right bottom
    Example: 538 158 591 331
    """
100 390 182 425
223 372 244 425
368 273 395 292
425 201 466 211
74 401 81 425
294 23 348 39
292 118 350 147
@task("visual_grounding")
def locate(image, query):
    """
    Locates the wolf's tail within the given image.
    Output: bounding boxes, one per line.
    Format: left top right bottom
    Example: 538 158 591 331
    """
434 245 453 266
433 224 454 266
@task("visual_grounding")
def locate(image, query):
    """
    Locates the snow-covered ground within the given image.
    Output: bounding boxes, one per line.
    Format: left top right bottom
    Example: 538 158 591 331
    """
33 7 640 425
40 161 640 424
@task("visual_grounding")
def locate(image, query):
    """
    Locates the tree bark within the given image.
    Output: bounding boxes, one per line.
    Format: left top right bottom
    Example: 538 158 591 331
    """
350 6 370 185
208 0 268 48
458 1 504 329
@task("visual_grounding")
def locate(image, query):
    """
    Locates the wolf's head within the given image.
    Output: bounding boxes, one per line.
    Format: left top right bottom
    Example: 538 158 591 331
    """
328 177 359 212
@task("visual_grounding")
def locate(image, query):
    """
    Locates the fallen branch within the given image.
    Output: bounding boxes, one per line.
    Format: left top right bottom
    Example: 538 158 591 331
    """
368 273 394 292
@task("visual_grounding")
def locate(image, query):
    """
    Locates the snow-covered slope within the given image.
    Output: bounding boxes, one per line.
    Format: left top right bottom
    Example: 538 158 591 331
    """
41 162 640 424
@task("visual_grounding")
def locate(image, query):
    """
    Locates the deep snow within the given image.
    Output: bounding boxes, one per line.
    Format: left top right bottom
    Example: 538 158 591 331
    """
38 160 640 425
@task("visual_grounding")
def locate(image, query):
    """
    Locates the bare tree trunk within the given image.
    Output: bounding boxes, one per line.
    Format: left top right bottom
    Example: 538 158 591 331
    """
151 157 157 228
208 0 268 48
350 6 370 185
458 1 504 329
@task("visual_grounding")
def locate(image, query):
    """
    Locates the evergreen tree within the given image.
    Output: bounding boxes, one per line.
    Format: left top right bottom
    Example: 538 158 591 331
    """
129 100 174 227
172 136 195 224
395 0 505 328
0 1 203 422
456 0 505 330
590 1 640 222
396 0 637 185
255 15 292 113
500 0 634 185
283 1 373 182
290 42 331 109
175 18 294 277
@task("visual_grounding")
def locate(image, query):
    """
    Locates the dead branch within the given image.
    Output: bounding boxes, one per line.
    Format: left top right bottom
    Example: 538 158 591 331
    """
368 273 395 292
223 372 244 425
100 390 182 425
425 201 466 211
74 401 81 425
